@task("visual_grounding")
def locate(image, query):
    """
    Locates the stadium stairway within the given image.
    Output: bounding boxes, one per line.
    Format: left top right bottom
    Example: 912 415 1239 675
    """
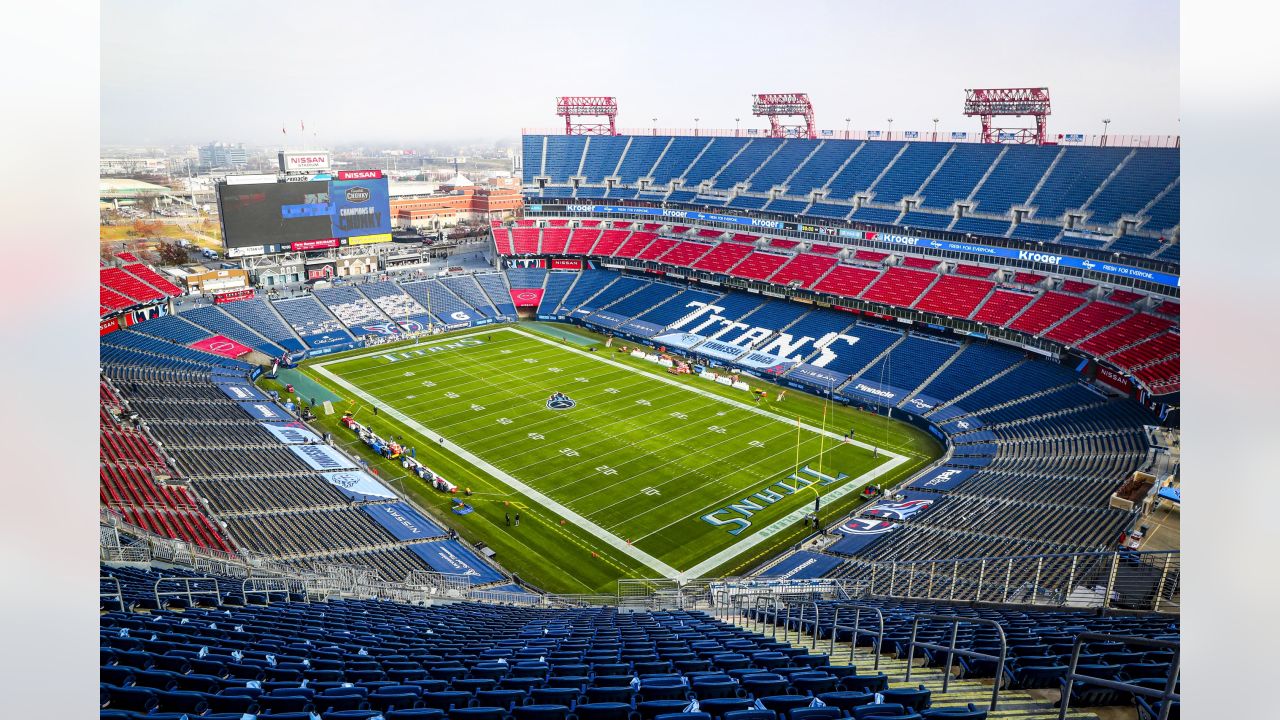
714 611 1104 720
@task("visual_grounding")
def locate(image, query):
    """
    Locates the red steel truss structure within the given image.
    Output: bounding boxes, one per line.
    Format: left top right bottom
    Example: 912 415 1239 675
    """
963 87 1052 145
555 96 618 136
751 93 816 139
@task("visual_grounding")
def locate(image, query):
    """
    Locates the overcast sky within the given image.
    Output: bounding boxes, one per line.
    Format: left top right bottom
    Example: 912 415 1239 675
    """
101 0 1179 147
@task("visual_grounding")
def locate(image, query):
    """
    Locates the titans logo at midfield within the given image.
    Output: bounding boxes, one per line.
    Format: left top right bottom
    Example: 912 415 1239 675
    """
546 392 576 410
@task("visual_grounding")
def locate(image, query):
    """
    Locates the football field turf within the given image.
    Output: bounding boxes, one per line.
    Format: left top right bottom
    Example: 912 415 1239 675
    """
305 325 939 591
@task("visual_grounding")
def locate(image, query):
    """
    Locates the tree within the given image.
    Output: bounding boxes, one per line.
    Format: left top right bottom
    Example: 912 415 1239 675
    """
156 241 188 266
130 219 162 237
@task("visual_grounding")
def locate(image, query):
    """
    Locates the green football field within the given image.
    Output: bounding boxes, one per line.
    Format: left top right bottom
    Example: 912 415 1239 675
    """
297 324 940 595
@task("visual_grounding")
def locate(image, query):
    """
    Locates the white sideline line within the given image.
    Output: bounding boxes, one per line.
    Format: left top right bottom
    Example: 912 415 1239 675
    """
313 326 909 581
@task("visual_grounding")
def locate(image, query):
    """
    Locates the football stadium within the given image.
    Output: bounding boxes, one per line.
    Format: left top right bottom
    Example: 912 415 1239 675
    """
90 8 1195 720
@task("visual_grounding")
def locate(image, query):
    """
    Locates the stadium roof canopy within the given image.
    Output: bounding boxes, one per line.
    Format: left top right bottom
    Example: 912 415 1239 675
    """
99 178 174 200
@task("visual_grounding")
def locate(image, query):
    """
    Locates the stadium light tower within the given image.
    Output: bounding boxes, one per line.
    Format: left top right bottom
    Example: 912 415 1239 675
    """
963 87 1052 145
555 96 618 136
751 93 816 139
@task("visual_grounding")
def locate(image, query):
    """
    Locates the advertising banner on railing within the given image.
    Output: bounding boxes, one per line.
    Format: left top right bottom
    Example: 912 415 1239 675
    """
693 339 751 362
899 393 946 416
363 502 446 541
259 422 322 445
585 310 630 328
827 518 899 556
756 551 843 580
785 364 850 389
840 380 912 406
238 401 290 421
322 470 398 501
410 540 504 584
909 466 976 492
618 319 666 338
288 443 357 471
558 204 787 230
652 332 708 350
302 331 355 349
736 350 801 375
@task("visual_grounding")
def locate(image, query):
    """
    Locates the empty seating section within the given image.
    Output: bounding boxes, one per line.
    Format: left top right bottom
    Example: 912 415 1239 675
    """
809 243 842 255
220 299 306 353
692 242 754 273
716 300 810 345
359 281 431 320
614 135 668 181
777 309 855 346
953 264 996 278
565 228 601 254
770 253 838 288
648 136 712 186
850 206 901 224
946 360 1076 414
853 335 961 391
611 232 658 259
555 271 617 314
1007 292 1087 334
439 276 500 317
102 286 134 313
401 280 480 322
511 228 541 254
123 263 184 295
492 227 514 255
1085 148 1180 225
763 198 807 214
1008 222 1062 242
132 315 213 345
812 265 881 298
657 241 714 267
785 140 859 196
180 306 285 356
825 141 904 201
540 228 571 254
1108 331 1179 370
542 136 586 182
102 331 254 373
917 144 1003 209
1108 235 1162 256
853 250 890 263
102 267 165 303
898 211 953 230
580 136 629 182
590 229 630 256
1079 313 1175 356
971 290 1035 324
1013 272 1045 285
273 297 353 343
1133 356 1180 393
537 273 578 316
634 288 722 326
314 286 391 328
915 342 1024 404
728 252 789 281
682 137 749 186
1031 147 1130 220
635 237 677 261
1144 181 1180 232
600 283 681 319
913 275 995 318
822 323 901 376
871 143 952 206
861 267 936 306
950 216 1012 236
474 274 517 316
1060 280 1094 293
742 138 808 190
713 138 782 189
1044 302 1132 345
223 508 403 557
805 202 853 219
901 257 941 270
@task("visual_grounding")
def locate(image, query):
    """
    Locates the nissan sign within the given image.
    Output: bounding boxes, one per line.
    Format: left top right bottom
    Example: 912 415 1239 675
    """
337 169 383 180
279 150 332 173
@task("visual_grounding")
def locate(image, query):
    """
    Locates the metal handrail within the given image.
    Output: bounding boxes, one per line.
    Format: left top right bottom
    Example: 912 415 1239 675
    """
753 594 782 639
1058 633 1180 720
241 577 302 605
101 576 124 609
781 600 822 649
154 576 221 609
905 613 1007 711
829 603 885 670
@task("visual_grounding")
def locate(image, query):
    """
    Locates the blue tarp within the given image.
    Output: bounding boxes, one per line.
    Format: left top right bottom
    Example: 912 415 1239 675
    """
755 551 843 580
1158 486 1181 503
363 502 446 541
409 540 504 584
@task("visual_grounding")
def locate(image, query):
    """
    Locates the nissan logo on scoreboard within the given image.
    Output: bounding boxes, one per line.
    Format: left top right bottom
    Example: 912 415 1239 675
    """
337 169 383 180
279 150 332 173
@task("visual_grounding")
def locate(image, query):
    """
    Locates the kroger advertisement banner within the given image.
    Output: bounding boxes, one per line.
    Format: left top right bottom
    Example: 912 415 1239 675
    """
410 540 504 584
756 551 842 580
509 288 544 307
863 489 943 520
288 443 357 471
259 422 322 445
321 470 397 501
217 381 267 402
911 466 975 492
827 518 899 556
238 401 289 421
190 335 253 359
363 502 446 541
899 394 945 416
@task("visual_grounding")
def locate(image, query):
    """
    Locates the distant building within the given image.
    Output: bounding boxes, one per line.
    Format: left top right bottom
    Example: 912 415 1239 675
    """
389 182 523 230
198 142 248 171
